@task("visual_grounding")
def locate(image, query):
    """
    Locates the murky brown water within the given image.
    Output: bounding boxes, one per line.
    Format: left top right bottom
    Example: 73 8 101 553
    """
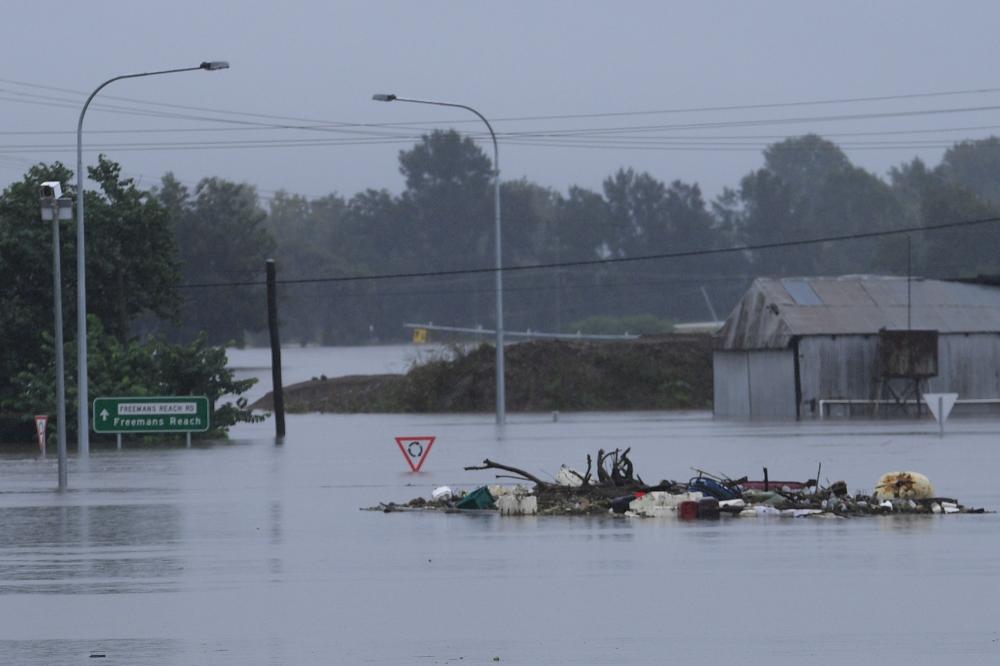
2 348 998 664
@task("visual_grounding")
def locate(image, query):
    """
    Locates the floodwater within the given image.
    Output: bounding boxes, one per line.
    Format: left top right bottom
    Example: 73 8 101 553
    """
226 344 452 404
2 347 999 664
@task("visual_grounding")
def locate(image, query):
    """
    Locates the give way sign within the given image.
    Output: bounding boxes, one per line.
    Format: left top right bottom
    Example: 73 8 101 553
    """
395 436 436 472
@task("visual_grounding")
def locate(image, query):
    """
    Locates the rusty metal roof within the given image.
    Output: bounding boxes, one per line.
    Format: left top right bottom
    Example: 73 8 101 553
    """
718 275 1000 349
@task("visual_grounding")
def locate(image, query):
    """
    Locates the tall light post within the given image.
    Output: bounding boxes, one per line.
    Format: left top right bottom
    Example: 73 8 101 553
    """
39 182 73 490
372 93 506 424
75 61 229 455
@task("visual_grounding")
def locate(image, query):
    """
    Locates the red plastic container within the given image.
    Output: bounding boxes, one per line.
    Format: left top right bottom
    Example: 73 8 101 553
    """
678 500 699 520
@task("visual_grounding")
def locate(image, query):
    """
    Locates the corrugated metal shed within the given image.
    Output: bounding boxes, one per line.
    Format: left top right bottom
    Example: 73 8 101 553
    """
718 275 1000 350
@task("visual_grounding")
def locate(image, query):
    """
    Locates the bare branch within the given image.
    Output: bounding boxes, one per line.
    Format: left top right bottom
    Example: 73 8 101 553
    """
464 459 548 486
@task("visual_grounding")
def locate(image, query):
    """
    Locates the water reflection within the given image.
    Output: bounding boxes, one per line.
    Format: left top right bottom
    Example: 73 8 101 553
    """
875 513 940 534
0 503 182 594
0 639 182 665
1 410 998 664
267 500 284 578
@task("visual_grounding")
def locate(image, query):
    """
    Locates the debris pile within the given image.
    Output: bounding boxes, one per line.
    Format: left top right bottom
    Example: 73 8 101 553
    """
366 449 988 518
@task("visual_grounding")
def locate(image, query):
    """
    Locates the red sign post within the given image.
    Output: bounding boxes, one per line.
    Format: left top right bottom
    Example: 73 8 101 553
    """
34 415 48 454
394 436 436 472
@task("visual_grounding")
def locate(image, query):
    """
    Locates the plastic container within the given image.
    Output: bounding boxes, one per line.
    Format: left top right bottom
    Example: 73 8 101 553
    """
698 497 720 520
456 486 496 510
678 500 699 520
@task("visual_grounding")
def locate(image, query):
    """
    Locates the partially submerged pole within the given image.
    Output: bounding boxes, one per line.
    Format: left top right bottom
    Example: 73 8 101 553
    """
49 199 68 490
938 395 944 438
266 259 286 440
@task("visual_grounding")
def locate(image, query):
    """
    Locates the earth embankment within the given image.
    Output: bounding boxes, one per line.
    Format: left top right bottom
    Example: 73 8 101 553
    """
251 335 713 414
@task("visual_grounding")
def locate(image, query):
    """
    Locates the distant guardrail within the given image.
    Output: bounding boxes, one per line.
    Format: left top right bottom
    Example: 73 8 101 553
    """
403 323 639 342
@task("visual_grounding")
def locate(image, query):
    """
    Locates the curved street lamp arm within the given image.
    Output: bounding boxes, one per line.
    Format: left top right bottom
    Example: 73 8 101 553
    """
388 96 499 172
372 93 506 423
76 66 205 139
74 62 227 456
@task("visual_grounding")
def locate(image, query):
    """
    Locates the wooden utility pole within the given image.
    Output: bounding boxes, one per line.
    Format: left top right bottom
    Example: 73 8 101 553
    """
266 259 286 440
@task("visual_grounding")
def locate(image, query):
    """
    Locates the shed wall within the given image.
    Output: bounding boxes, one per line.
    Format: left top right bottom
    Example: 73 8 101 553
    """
796 333 1000 417
713 351 750 418
927 333 1000 398
713 350 796 419
797 335 880 415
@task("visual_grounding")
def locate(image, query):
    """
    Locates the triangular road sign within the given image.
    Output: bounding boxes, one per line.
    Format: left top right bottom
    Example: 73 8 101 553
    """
34 415 48 451
395 436 436 472
923 393 958 424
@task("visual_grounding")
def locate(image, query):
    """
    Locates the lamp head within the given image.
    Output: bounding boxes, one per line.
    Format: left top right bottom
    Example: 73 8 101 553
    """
372 93 397 102
200 61 230 71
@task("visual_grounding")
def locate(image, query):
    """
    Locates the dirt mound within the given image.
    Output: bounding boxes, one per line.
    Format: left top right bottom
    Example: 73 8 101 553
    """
254 335 713 414
252 374 405 413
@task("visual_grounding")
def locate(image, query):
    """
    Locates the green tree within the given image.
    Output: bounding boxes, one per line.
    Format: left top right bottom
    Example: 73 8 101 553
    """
723 135 903 277
398 130 492 272
557 185 611 261
938 137 1000 206
602 168 668 259
159 174 275 345
887 158 1000 279
9 316 260 439
85 157 181 339
394 131 493 330
0 162 74 436
1 160 251 441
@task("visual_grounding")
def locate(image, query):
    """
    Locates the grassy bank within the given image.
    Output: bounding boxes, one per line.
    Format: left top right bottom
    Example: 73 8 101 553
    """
252 336 713 414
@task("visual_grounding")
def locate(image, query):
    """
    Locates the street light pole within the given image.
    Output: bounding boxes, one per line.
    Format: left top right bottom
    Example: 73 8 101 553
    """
40 186 73 489
75 61 229 455
372 93 506 424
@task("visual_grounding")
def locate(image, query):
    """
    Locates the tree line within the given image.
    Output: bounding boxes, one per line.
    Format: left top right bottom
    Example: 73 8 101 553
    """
156 131 1000 346
3 132 1000 437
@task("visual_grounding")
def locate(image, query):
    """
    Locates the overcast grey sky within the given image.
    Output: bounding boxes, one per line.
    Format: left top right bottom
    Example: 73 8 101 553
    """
4 0 1000 204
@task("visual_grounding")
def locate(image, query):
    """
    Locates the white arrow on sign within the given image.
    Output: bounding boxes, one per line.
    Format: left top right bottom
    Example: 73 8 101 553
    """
100 409 110 421
924 393 958 424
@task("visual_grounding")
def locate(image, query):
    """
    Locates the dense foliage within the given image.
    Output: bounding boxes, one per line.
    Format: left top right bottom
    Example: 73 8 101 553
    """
246 132 1000 348
7 317 262 440
0 159 258 441
4 132 1000 438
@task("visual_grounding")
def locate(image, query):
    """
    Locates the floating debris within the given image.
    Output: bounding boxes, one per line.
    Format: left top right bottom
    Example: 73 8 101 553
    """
363 450 989 518
874 471 935 500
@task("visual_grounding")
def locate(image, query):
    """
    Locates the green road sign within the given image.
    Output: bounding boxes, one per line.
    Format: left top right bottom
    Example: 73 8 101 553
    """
93 396 210 434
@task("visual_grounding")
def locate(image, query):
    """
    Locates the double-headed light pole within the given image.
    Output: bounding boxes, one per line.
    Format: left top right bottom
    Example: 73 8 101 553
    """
372 94 506 424
75 61 229 456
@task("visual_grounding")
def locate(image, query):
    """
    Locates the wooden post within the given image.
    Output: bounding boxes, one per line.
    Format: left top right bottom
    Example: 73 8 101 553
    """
266 259 286 440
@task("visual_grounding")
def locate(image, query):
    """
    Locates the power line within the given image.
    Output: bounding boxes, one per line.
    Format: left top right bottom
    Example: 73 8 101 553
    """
5 75 1000 126
176 214 1000 290
6 82 1000 147
4 122 1000 143
498 103 1000 139
3 122 997 157
272 272 754 301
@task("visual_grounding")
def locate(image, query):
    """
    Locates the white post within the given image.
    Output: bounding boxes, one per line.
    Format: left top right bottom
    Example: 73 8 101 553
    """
939 396 944 438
